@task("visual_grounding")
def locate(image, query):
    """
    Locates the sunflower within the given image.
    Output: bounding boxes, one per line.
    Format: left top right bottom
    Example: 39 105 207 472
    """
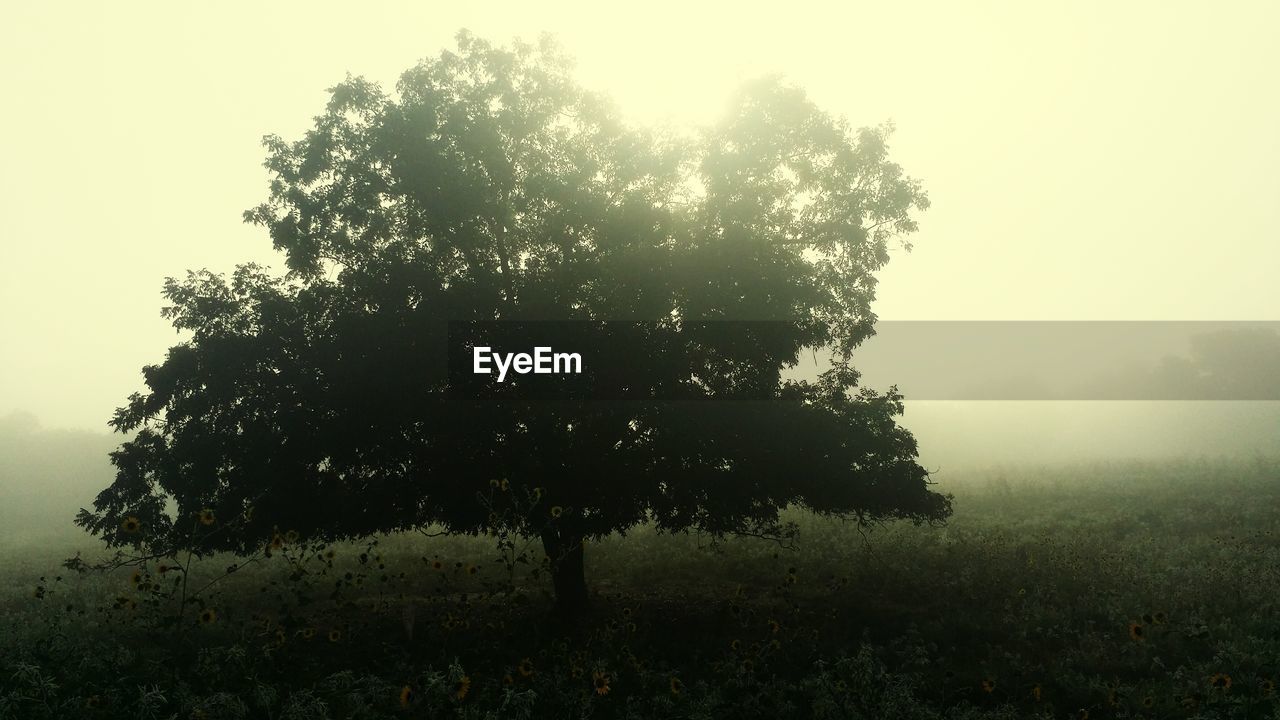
300 627 315 640
452 676 471 701
466 564 478 576
1209 673 1231 691
592 670 611 696
502 674 514 686
768 619 781 634
121 516 141 534
1076 710 1090 720
398 685 414 708
533 487 544 501
198 608 217 625
130 569 143 587
1128 622 1145 641
730 639 742 652
285 529 300 544
980 678 996 693
1152 611 1167 624
489 478 500 488
1141 695 1155 708
670 676 683 696
328 628 342 642
1261 679 1275 697
518 657 535 678
550 506 564 518
198 509 215 526
1031 683 1042 702
324 548 336 561
432 559 443 570
270 533 284 550
1141 613 1154 625
500 478 509 491
741 659 754 673
84 695 101 709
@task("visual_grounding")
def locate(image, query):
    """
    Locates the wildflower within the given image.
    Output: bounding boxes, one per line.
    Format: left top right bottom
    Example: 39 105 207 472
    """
500 478 509 491
130 569 143 587
399 685 414 708
198 608 217 625
730 639 741 652
300 627 315 640
533 487 544 500
270 533 284 550
121 516 141 534
452 676 471 701
741 659 754 673
84 695 102 709
1260 679 1275 696
592 670 611 696
768 619 781 634
198 509 215 526
328 628 342 642
550 505 564 518
285 529 300 544
1152 611 1167 624
1142 696 1155 708
670 676 683 696
1209 673 1231 691
1128 622 1145 641
981 678 996 693
518 657 535 678
502 674 514 686
1031 683 1042 702
489 479 500 488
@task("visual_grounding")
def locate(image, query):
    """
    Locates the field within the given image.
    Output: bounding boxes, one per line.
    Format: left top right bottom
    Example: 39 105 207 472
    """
2 457 1278 719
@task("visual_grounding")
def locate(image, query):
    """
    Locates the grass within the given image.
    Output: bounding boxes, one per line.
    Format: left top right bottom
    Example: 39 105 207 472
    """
2 456 1278 719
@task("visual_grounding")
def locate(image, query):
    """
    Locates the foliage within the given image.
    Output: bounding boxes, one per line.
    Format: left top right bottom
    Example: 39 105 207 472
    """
76 31 946 605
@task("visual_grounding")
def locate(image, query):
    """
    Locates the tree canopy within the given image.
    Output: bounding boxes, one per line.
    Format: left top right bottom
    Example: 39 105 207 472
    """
80 31 951 610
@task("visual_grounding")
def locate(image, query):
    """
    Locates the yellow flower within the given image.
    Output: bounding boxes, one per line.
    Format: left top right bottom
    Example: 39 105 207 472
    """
432 559 443 571
1141 696 1155 708
285 529 300 544
300 627 315 640
550 506 564 518
669 676 683 696
518 657 535 678
121 516 141 534
1153 611 1167 624
130 569 143 587
1031 683 1042 702
452 676 471 701
467 564 478 576
502 674 514 686
1260 679 1275 697
1076 710 1090 720
592 670 611 696
323 548 336 560
1128 622 1145 641
198 608 217 625
500 478 510 491
980 678 996 693
399 685 413 708
1209 673 1232 690
84 695 102 709
768 619 781 634
198 509 215 526
328 628 342 642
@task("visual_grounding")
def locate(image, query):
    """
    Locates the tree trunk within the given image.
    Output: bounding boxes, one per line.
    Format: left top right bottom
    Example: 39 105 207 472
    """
541 529 588 615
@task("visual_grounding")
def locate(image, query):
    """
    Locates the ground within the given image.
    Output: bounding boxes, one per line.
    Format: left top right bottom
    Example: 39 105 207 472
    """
2 457 1278 719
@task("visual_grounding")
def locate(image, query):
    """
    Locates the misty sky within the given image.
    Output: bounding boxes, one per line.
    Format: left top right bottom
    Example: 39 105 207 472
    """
3 1 1278 431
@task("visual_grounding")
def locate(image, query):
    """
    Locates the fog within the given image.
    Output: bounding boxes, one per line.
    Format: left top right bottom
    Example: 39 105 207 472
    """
2 3 1278 540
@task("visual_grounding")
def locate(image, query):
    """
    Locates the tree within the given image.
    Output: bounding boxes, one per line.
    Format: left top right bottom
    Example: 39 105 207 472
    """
80 31 951 615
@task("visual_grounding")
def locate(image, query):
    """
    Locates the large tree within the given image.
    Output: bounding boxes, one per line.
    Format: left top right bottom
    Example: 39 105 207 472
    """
80 32 950 613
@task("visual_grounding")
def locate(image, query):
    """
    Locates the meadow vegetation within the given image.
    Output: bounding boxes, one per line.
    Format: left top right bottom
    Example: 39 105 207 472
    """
2 456 1278 719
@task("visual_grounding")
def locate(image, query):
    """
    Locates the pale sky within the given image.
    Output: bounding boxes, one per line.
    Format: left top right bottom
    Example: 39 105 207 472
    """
2 1 1278 431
